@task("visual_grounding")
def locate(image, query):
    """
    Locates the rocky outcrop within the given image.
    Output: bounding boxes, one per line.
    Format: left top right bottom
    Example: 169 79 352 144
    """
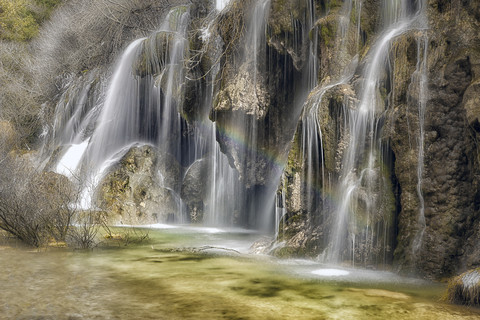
211 0 311 188
96 145 181 225
391 0 480 278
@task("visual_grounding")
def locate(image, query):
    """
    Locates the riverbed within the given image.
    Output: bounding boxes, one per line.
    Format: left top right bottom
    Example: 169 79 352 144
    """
1 226 478 319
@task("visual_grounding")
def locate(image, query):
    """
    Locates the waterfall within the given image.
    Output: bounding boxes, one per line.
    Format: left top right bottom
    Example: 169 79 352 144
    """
216 0 231 11
293 0 360 261
412 2 429 254
325 0 427 264
49 7 193 214
203 123 240 226
41 0 430 253
84 38 146 171
47 2 286 229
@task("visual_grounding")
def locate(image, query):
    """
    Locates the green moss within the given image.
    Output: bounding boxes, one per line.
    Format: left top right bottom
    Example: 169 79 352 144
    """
320 23 336 47
285 127 303 176
0 0 39 41
0 0 62 41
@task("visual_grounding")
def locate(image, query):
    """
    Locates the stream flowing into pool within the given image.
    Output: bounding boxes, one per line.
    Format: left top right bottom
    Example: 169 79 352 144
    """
1 227 478 320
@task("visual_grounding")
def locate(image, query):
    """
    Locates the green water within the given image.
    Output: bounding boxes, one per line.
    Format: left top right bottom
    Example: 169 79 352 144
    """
1 226 479 319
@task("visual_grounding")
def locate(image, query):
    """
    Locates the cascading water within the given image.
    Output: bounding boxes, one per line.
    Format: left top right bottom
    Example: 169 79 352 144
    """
290 0 361 261
48 6 193 217
46 1 286 230
411 6 428 253
208 0 277 230
42 0 431 262
325 0 428 264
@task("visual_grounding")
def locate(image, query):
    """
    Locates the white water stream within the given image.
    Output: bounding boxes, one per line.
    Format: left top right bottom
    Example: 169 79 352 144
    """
322 0 429 264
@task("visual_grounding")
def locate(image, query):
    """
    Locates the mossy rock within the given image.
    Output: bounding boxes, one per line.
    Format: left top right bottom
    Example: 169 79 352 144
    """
134 32 174 77
445 268 480 306
96 145 181 225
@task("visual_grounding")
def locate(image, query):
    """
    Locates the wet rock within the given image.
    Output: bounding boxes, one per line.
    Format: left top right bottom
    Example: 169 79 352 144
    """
249 236 275 254
211 0 309 189
268 0 309 70
272 213 326 259
214 62 270 119
181 158 211 222
96 145 181 225
463 79 480 130
446 268 480 306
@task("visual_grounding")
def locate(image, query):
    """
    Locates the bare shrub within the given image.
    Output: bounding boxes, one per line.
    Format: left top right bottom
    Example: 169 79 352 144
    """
0 129 82 246
66 210 106 249
0 42 42 144
0 159 75 246
33 0 186 98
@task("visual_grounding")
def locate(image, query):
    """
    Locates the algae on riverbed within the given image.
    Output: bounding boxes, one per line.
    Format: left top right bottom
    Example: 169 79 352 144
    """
1 227 479 319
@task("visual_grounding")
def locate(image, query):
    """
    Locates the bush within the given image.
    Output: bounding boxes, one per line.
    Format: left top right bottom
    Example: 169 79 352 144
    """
0 168 77 246
0 42 42 144
66 210 106 249
0 0 63 41
0 0 39 41
0 132 80 246
33 0 184 96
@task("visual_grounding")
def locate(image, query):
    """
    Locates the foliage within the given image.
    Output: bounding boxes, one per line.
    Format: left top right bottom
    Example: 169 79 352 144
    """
0 0 61 41
0 0 39 41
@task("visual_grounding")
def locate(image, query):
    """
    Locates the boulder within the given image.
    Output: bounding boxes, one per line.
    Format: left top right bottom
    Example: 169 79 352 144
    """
96 145 182 225
446 268 480 306
181 158 211 222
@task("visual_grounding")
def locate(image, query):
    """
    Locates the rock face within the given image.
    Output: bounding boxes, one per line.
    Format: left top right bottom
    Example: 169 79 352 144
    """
212 0 311 189
96 145 181 225
392 0 480 278
277 0 480 278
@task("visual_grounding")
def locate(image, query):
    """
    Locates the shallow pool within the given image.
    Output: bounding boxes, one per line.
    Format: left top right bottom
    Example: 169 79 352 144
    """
1 226 478 319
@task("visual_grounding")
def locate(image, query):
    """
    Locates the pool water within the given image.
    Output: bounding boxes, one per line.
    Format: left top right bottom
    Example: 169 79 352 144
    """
1 226 479 319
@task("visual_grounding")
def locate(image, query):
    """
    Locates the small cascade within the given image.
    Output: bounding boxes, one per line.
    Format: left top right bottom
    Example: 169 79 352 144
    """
84 38 146 170
203 123 240 226
86 7 191 175
215 0 231 11
293 0 360 259
412 4 429 253
326 0 428 264
210 0 274 230
49 6 193 217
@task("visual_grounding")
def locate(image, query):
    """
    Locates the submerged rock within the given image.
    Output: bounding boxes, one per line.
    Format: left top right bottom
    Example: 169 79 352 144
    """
446 269 480 306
